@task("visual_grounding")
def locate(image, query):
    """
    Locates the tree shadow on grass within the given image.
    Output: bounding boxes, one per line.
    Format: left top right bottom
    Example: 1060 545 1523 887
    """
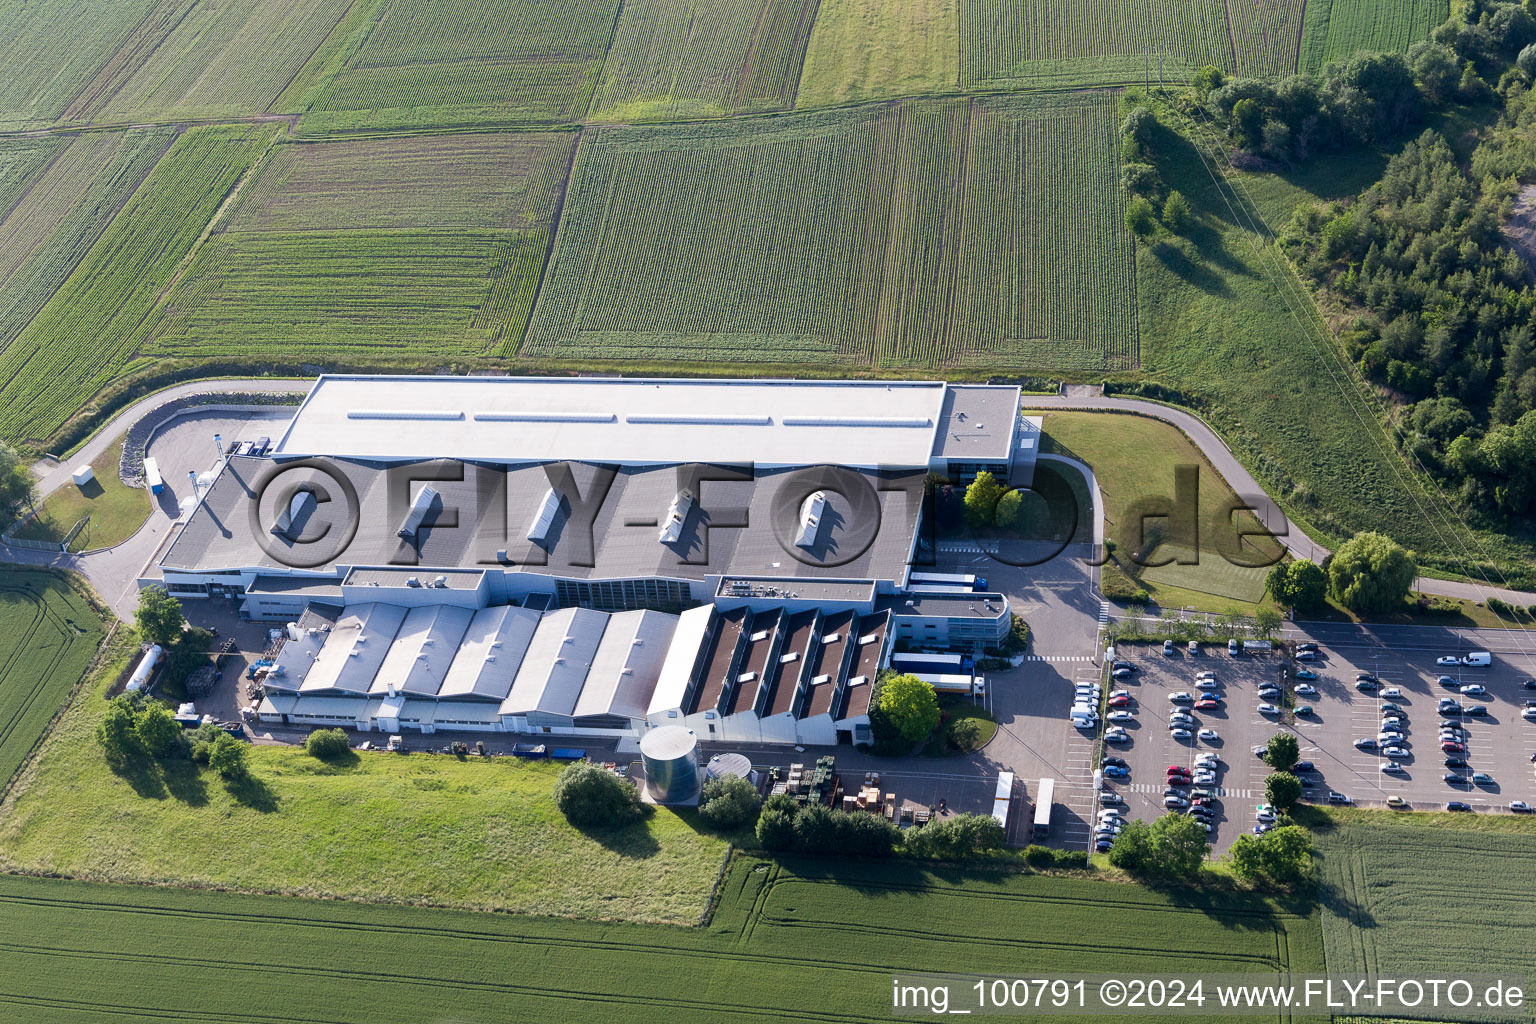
161 760 209 807
224 772 279 813
107 755 167 800
576 814 662 859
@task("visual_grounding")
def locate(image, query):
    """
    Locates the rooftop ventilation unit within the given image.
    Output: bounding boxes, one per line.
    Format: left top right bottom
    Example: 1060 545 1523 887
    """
857 633 879 645
271 489 316 537
658 487 695 543
795 491 826 549
397 485 440 539
847 675 868 686
749 629 769 643
526 487 562 543
432 575 448 588
736 671 757 684
405 577 421 587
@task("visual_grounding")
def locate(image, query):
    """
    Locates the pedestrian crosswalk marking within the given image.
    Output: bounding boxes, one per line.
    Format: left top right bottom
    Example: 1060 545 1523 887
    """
1097 601 1110 628
936 541 999 554
1026 654 1096 663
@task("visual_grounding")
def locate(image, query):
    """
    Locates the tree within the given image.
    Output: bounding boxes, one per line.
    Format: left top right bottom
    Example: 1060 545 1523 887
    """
1520 42 1536 79
1125 196 1158 237
1287 560 1328 611
0 440 35 528
1120 106 1159 151
207 733 249 779
994 488 1024 530
96 697 142 761
1107 819 1151 870
756 793 799 850
1254 608 1282 637
1328 531 1417 612
903 813 1005 859
1264 771 1302 810
1232 97 1265 148
135 703 184 758
875 674 941 745
304 728 351 760
134 586 185 646
1265 562 1290 603
699 774 761 830
1161 190 1192 232
553 760 640 827
163 627 213 688
1146 812 1209 878
1230 825 1313 886
1264 732 1300 773
1192 64 1225 99
962 470 1005 529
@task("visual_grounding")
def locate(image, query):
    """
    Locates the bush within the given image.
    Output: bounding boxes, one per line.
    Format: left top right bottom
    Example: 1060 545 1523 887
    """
134 704 184 758
553 761 641 827
96 697 142 761
947 718 984 752
903 813 1005 859
756 793 799 850
791 804 900 857
304 728 352 760
1125 196 1159 236
207 733 249 779
1162 190 1192 232
699 774 761 830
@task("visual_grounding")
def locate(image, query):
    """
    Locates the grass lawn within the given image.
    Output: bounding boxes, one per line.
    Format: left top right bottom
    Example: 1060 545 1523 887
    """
1131 104 1536 590
922 696 997 756
0 642 730 924
1311 811 1536 980
1034 410 1285 613
10 435 148 551
0 854 1324 1024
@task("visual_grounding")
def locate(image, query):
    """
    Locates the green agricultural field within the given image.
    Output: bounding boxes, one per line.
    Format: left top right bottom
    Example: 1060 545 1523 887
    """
0 0 160 129
527 92 1136 372
290 0 621 135
1037 411 1284 609
146 132 572 364
798 0 960 107
589 0 818 120
0 128 174 354
1315 818 1536 980
962 0 1234 90
0 137 68 221
63 0 352 123
0 656 729 922
1228 0 1308 78
0 570 106 795
0 856 1322 1023
0 124 277 448
1299 0 1449 73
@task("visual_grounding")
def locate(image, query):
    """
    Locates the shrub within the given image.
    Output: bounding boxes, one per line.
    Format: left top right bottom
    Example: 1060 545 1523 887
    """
792 804 899 857
553 761 641 827
699 774 761 830
208 733 249 779
96 697 142 761
756 793 799 850
304 728 352 760
134 704 184 758
947 718 984 752
903 813 1005 859
1161 190 1192 232
1125 196 1159 236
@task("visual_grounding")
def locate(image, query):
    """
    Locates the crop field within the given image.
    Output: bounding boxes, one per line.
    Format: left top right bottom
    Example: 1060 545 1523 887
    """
1228 0 1308 78
1299 0 1449 74
0 0 160 129
1315 820 1536 980
63 0 352 123
0 125 276 447
526 92 1136 371
145 132 573 364
961 0 1235 90
797 0 959 107
589 0 820 121
0 856 1321 1024
0 129 175 355
292 0 622 135
0 571 106 795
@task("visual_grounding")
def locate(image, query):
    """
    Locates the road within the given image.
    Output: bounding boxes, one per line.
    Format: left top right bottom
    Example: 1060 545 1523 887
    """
1027 390 1535 606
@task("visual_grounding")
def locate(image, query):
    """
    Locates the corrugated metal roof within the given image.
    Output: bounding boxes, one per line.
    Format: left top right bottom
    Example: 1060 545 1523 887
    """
647 605 714 718
499 607 609 717
369 604 474 697
300 603 407 694
573 609 679 720
437 604 541 700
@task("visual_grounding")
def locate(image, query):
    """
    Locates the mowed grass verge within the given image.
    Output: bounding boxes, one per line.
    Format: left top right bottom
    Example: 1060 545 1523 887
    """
0 855 1322 1024
0 651 728 923
1036 411 1284 610
0 570 107 793
10 435 150 551
1313 814 1536 980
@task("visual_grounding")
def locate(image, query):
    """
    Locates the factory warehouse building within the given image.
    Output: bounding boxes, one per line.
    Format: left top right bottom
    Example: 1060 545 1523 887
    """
151 376 1027 742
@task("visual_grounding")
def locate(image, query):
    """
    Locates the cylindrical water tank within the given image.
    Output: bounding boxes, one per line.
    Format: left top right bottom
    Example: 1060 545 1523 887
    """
705 752 754 783
126 645 164 692
640 726 699 803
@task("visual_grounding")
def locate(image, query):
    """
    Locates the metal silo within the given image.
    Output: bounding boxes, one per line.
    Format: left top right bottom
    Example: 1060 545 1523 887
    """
640 726 699 803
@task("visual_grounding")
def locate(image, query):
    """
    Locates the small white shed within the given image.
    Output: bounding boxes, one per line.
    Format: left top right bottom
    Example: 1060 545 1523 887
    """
71 465 95 488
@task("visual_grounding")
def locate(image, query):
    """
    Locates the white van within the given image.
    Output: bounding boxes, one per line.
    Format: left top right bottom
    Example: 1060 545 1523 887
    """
1462 651 1492 667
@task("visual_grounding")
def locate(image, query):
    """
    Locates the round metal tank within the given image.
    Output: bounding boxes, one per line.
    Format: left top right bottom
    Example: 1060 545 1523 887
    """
640 726 699 803
705 752 754 783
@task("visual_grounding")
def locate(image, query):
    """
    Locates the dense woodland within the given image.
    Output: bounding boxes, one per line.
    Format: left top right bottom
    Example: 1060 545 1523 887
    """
1195 1 1536 523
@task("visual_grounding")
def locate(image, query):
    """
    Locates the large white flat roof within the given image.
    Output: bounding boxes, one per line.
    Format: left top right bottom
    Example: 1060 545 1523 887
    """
273 375 1005 467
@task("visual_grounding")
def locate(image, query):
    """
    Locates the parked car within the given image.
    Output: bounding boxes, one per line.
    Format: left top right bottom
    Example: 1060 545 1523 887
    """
1387 795 1408 808
1095 839 1114 852
1296 642 1318 653
1357 672 1379 683
1106 710 1135 722
1194 698 1221 711
1524 707 1536 720
1524 679 1536 690
1381 687 1403 699
1444 756 1469 768
1192 772 1217 785
1257 703 1280 715
1294 704 1315 716
1166 765 1191 776
1446 801 1472 811
1255 808 1276 822
1252 745 1268 758
1443 773 1468 785
1107 695 1133 707
1168 691 1193 703
1437 656 1463 666
1106 731 1131 745
1103 756 1128 768
1382 745 1410 758
1460 684 1488 697
1257 685 1282 698
1510 801 1533 813
1380 761 1406 774
1188 641 1199 654
1471 772 1494 785
1164 795 1189 809
1228 639 1241 655
1294 668 1318 680
1163 639 1175 655
1197 728 1219 741
1111 666 1132 678
1102 765 1129 778
1111 660 1134 672
1380 701 1405 714
1166 775 1191 787
1327 791 1351 804
1441 741 1467 753
1292 761 1313 773
1295 683 1319 697
1195 679 1221 691
1170 728 1194 741
1194 753 1220 766
1437 676 1459 689
1109 689 1130 699
1463 704 1487 717
1098 792 1124 805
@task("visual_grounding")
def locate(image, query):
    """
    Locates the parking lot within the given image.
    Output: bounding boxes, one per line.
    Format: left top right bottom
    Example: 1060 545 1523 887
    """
1096 641 1287 852
1280 636 1536 814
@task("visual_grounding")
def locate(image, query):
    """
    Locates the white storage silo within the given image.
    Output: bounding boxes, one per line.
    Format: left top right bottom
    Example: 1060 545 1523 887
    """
705 752 756 786
640 726 699 804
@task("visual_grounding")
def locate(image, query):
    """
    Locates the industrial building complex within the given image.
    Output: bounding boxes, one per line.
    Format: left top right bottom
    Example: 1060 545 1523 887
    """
147 376 1034 743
